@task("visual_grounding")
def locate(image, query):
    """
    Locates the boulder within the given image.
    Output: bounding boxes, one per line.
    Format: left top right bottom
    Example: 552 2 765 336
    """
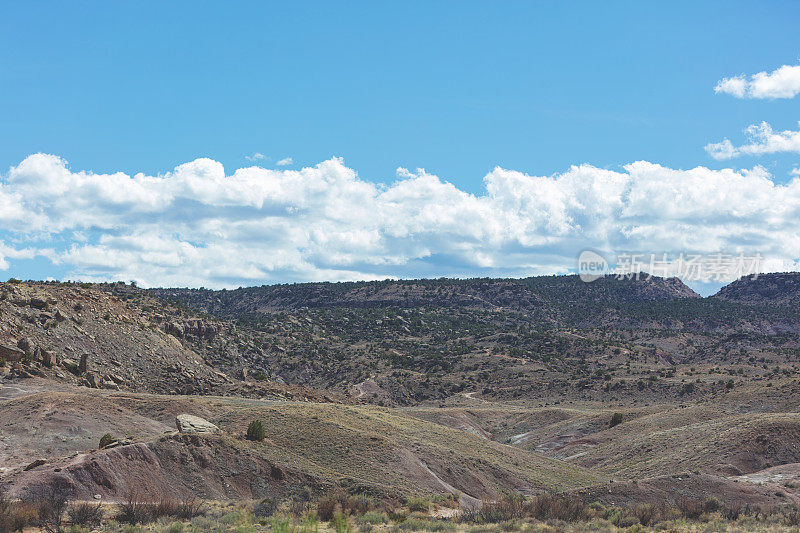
16 338 31 352
176 414 219 434
29 297 48 310
83 371 101 388
23 459 46 471
166 320 218 339
40 348 58 368
103 438 132 449
166 322 185 338
0 344 25 363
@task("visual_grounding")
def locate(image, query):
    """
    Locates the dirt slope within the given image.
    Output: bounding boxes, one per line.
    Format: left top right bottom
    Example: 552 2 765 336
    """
0 387 602 502
572 471 799 510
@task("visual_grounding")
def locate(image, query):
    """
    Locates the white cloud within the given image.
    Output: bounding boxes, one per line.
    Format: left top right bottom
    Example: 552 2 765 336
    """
0 242 38 271
276 157 293 166
715 63 800 99
245 152 266 161
705 121 800 160
2 153 800 287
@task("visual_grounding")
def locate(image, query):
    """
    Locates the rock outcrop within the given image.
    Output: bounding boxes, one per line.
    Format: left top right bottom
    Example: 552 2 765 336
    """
166 320 219 339
0 344 25 362
176 414 219 434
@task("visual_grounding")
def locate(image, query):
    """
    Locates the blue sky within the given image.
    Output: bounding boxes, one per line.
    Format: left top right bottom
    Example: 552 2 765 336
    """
1 2 799 292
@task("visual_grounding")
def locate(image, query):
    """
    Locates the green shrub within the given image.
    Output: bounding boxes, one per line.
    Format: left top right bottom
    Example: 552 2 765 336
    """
345 494 375 515
99 433 116 449
246 420 266 441
356 511 388 525
609 412 624 427
405 496 430 513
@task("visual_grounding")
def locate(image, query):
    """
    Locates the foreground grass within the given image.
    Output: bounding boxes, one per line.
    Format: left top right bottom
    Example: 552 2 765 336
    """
40 498 800 533
7 489 800 532
87 512 800 533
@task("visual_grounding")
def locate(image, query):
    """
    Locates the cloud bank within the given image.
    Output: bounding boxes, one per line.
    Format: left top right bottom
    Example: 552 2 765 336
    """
715 63 800 99
705 121 800 160
1 154 799 288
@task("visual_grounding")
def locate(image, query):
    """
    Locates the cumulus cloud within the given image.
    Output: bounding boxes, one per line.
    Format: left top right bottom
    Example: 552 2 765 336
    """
0 242 39 271
1 153 800 287
245 152 266 161
705 121 800 160
276 157 293 166
715 63 800 99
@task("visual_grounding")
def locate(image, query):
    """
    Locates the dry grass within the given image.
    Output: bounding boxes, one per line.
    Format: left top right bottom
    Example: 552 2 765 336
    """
67 502 104 527
116 494 204 525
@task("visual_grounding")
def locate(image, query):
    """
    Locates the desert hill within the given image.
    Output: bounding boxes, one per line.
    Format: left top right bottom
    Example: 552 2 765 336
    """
143 274 699 316
3 273 800 515
0 385 600 504
714 272 800 307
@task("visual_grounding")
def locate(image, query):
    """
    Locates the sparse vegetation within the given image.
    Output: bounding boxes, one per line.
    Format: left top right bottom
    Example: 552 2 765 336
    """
5 275 800 532
1 484 800 532
246 419 266 441
28 483 70 533
98 433 116 449
67 502 103 528
405 496 431 513
115 494 203 525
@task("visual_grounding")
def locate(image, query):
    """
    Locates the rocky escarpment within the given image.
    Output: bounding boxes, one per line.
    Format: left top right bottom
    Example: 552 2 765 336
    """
0 281 234 395
165 319 221 339
0 282 343 403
